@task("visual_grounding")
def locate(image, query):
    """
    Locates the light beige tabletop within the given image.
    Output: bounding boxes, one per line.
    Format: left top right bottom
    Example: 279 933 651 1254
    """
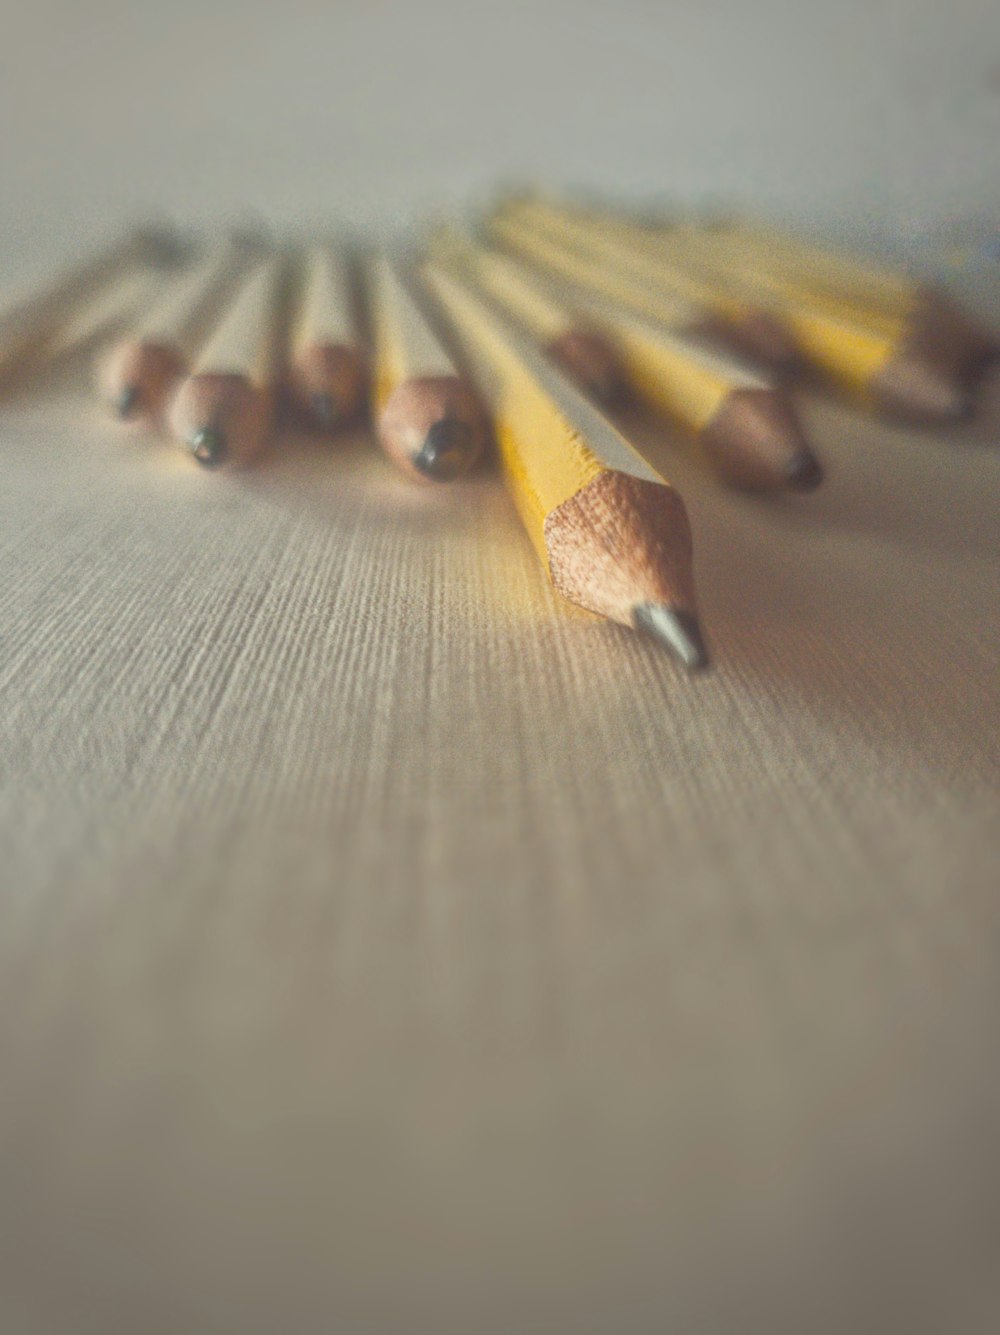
2 3 1000 1333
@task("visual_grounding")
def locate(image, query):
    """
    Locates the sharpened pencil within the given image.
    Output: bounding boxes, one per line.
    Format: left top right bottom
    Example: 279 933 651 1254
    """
420 262 708 671
368 253 485 482
685 218 998 378
98 240 250 426
493 196 801 368
511 200 974 422
488 215 821 492
428 224 626 405
567 288 822 492
288 245 366 432
167 257 284 468
634 224 978 420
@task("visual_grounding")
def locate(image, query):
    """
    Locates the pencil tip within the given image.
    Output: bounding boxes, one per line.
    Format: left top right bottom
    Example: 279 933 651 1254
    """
632 604 710 671
414 418 476 481
311 392 337 427
785 449 824 491
115 384 140 419
189 426 227 467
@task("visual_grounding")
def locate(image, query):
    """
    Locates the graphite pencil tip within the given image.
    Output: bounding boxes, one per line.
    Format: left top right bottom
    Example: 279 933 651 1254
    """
633 603 710 671
311 392 338 427
786 449 824 491
189 426 227 467
414 418 476 481
115 384 140 419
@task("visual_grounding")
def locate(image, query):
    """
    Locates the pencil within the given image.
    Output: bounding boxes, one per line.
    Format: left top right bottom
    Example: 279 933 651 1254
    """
368 253 485 482
493 197 801 368
566 288 822 492
688 219 997 377
0 227 172 387
521 202 973 421
37 268 164 365
427 224 626 405
420 262 707 670
98 240 250 425
634 224 978 419
287 245 366 431
489 215 822 491
688 253 973 421
167 257 284 467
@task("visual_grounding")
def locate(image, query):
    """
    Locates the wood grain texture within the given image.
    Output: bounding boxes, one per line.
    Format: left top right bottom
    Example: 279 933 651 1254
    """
2 357 1000 1335
544 470 696 625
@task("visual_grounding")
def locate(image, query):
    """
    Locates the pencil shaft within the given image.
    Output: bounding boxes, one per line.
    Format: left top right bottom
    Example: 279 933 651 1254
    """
134 240 250 349
0 228 165 381
511 201 970 419
368 253 484 481
491 209 708 328
166 257 284 467
189 257 284 387
98 241 252 423
431 231 624 404
292 246 358 354
369 253 459 405
421 262 706 669
494 202 803 368
287 246 366 429
46 269 163 359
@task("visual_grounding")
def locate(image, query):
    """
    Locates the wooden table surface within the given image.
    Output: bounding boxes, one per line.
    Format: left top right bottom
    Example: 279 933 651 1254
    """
2 358 999 1333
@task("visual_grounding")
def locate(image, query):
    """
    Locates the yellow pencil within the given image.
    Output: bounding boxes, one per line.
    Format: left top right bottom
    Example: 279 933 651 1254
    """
488 214 821 492
167 257 285 467
420 261 707 671
427 224 626 404
367 252 486 482
493 197 800 368
509 199 973 421
98 238 251 425
287 245 366 432
666 219 998 389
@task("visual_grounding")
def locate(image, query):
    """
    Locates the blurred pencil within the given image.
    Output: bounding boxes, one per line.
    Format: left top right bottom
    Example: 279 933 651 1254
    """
287 245 366 432
368 253 485 482
98 239 250 426
570 289 821 492
493 196 800 368
489 214 821 491
635 223 978 419
516 199 974 421
0 226 173 387
39 268 164 364
684 218 998 378
167 257 284 467
428 224 626 405
421 262 707 671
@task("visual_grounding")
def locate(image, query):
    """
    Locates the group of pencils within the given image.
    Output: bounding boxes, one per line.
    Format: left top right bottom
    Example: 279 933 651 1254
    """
2 191 995 674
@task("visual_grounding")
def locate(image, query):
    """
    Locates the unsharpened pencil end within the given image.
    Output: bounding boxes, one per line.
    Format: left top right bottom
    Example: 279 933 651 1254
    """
786 450 824 491
115 384 140 420
632 603 710 671
189 426 227 467
414 418 476 481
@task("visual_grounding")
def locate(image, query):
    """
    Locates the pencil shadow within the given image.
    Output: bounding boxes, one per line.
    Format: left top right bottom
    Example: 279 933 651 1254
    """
608 388 1000 566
